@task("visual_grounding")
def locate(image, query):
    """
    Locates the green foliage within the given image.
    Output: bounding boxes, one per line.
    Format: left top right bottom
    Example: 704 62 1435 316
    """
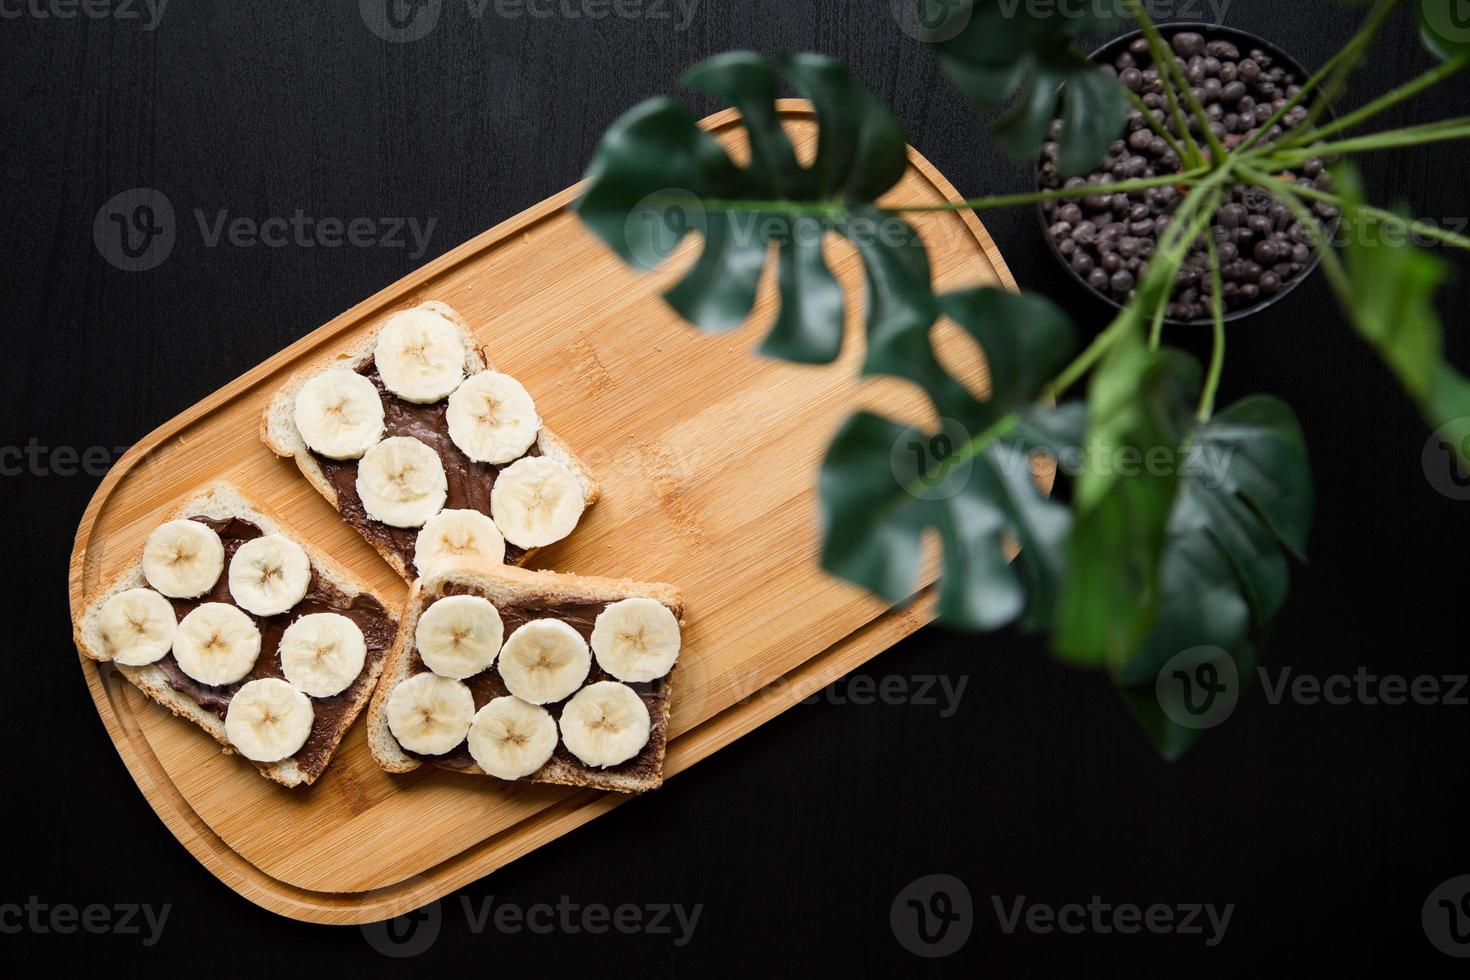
819 288 1082 631
923 0 1129 175
1335 164 1470 456
577 51 928 365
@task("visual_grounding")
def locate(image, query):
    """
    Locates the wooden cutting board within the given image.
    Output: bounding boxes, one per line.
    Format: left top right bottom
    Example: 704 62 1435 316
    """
68 101 1015 924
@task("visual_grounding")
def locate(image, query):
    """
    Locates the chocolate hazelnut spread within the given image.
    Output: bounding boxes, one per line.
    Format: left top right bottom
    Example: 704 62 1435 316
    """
405 590 670 784
310 359 534 572
154 516 397 778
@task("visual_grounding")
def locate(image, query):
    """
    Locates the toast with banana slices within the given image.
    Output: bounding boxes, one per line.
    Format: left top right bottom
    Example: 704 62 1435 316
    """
259 301 599 582
73 482 399 787
368 563 684 794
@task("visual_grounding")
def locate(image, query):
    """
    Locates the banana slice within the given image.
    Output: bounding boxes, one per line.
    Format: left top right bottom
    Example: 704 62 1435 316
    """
356 436 448 528
374 306 465 403
497 618 590 704
413 509 506 576
142 520 225 598
590 597 681 683
99 588 176 666
293 368 385 459
385 672 475 755
225 678 314 762
415 594 504 680
490 457 585 549
228 534 311 617
466 696 558 780
446 371 541 464
172 602 262 686
279 612 367 697
558 681 651 769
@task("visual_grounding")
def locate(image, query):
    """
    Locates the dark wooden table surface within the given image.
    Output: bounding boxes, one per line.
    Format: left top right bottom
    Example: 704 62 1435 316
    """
5 1 1468 973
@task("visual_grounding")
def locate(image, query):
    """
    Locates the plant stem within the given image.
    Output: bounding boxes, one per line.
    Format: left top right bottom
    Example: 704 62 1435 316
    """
1260 118 1470 166
1147 285 1170 350
1251 175 1470 251
1123 87 1189 161
911 174 1236 485
1124 0 1205 168
1044 311 1135 402
901 411 1022 499
1234 0 1397 155
1145 185 1223 348
1250 171 1353 300
1125 0 1227 163
1276 56 1468 150
1198 234 1226 422
692 169 1211 217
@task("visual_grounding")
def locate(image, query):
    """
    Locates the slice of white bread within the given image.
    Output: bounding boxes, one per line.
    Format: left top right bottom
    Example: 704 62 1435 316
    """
259 300 599 581
73 481 399 788
367 562 684 793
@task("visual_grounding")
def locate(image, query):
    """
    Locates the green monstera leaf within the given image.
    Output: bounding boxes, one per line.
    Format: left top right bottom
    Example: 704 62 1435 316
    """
1113 395 1313 758
1054 330 1202 666
576 51 936 368
1334 164 1470 462
922 0 1129 176
819 287 1083 630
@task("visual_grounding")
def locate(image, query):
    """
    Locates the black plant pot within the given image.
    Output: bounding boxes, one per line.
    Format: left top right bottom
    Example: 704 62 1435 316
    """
1036 22 1330 327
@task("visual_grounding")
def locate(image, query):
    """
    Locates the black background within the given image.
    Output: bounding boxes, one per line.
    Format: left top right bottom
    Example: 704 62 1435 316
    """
5 0 1469 974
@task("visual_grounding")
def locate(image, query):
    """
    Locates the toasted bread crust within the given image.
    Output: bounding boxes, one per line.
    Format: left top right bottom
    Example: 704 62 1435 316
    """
367 562 684 793
73 481 399 788
259 301 600 581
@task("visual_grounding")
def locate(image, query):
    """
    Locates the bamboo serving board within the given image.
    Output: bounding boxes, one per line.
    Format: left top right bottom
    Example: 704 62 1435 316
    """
68 102 1015 924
